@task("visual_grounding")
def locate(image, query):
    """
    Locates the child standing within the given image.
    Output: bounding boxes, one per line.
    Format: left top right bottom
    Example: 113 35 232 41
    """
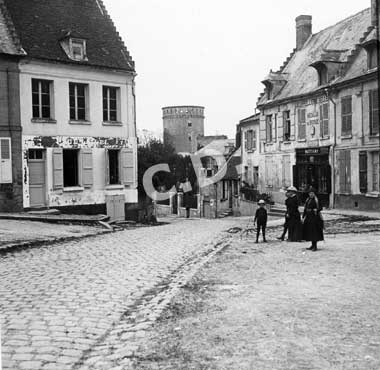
254 199 268 243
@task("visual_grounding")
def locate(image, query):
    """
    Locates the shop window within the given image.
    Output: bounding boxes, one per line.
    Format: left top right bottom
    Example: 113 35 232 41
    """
297 109 306 139
266 115 273 143
369 89 379 135
108 149 120 185
320 103 329 138
63 149 79 187
103 86 120 122
283 111 291 141
341 96 352 136
32 79 53 119
69 83 88 121
0 138 12 183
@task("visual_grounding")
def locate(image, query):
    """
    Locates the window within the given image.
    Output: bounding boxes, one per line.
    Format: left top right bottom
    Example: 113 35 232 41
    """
0 138 12 183
320 103 329 138
283 111 291 141
63 149 79 187
245 130 256 151
274 114 278 141
369 89 379 135
266 115 273 143
28 149 43 160
69 83 88 121
298 109 306 139
108 150 120 185
318 64 328 86
103 86 119 122
367 45 378 70
32 79 52 119
341 96 352 136
359 151 368 194
253 166 259 186
71 39 87 61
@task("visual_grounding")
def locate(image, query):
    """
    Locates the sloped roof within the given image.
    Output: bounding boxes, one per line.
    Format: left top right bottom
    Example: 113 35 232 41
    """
1 0 135 71
239 113 260 126
197 138 235 157
258 8 373 105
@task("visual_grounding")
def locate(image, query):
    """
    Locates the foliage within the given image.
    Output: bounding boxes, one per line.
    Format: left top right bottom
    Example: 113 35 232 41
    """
137 139 198 197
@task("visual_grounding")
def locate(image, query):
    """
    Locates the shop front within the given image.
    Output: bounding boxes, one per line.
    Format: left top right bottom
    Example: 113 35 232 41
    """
293 146 331 207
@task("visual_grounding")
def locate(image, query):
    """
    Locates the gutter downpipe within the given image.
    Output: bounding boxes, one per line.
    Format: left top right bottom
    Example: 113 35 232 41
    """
325 87 336 209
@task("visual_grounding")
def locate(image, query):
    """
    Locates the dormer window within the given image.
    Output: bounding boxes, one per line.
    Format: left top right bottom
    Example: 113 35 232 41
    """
311 62 328 86
60 33 88 62
71 39 86 61
366 43 378 70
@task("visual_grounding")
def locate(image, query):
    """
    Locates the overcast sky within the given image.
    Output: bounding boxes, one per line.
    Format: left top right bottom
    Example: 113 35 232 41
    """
103 0 370 138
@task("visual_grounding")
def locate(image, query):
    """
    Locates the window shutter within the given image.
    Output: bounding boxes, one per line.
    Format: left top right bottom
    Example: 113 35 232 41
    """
252 130 257 150
52 148 63 189
359 151 368 194
338 151 345 193
0 138 12 184
345 150 351 193
121 148 135 186
81 149 93 188
244 131 248 151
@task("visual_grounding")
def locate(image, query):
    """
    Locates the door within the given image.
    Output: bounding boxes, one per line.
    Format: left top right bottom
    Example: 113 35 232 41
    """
28 149 46 208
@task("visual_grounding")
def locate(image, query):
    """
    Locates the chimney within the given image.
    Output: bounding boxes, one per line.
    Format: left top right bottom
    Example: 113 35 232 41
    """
371 0 379 27
296 15 312 50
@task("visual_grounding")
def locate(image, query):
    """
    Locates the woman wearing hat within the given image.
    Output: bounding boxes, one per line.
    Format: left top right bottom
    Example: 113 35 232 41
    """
302 187 323 251
278 186 302 241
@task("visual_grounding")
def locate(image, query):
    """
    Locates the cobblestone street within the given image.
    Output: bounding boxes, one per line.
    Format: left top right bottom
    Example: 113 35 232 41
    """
0 218 239 370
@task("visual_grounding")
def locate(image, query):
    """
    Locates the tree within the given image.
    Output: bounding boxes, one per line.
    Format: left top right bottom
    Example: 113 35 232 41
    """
137 139 197 199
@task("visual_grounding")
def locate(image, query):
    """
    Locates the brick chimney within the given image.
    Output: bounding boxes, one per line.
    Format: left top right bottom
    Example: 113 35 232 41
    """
371 0 379 27
296 15 312 50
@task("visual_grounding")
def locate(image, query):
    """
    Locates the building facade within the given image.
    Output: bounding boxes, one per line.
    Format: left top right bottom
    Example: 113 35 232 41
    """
0 0 138 213
256 2 379 210
163 105 205 154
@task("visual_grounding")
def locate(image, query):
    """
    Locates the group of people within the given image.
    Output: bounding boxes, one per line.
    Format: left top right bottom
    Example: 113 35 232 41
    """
253 186 324 251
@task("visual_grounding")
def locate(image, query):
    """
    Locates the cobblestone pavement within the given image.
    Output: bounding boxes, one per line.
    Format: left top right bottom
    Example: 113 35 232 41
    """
0 217 241 370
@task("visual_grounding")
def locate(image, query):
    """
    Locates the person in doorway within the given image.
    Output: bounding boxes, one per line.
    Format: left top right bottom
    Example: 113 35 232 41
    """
254 199 268 243
302 187 324 251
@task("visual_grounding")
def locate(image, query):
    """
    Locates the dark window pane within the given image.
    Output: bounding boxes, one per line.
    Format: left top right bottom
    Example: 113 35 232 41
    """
77 85 85 97
42 106 50 118
41 94 50 106
103 110 108 121
32 79 39 93
77 108 86 120
41 81 50 94
109 99 117 110
69 96 75 108
109 150 120 184
32 93 39 105
77 97 85 109
32 106 40 118
70 108 76 120
110 110 117 121
109 88 117 100
69 83 75 95
63 150 79 187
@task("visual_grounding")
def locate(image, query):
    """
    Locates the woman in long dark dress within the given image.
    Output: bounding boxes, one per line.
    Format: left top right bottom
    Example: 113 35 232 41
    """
302 187 324 251
286 186 302 241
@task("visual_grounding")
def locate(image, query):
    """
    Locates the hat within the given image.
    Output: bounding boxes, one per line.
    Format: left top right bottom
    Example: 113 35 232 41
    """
258 199 265 204
307 186 316 193
287 186 298 192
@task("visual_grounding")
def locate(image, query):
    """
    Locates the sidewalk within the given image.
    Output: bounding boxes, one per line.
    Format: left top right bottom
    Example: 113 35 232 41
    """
0 219 109 252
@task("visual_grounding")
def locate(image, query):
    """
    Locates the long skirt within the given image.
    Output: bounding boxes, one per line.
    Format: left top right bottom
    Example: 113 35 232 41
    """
303 214 324 242
288 213 303 241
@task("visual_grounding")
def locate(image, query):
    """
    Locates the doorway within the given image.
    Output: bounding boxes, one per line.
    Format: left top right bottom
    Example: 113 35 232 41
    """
28 149 46 208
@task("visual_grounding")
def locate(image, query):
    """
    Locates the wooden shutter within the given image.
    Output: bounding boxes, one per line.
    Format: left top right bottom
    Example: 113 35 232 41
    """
52 148 63 189
121 148 135 186
252 130 257 150
345 150 351 193
244 131 248 151
359 151 368 194
81 149 93 188
0 138 12 183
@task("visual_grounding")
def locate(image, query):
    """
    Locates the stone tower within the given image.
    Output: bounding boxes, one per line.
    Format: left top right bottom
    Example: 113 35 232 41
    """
162 106 205 153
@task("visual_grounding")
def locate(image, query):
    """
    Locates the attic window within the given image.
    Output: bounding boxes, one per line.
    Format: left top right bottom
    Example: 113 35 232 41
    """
70 39 87 61
318 64 328 85
366 43 378 70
